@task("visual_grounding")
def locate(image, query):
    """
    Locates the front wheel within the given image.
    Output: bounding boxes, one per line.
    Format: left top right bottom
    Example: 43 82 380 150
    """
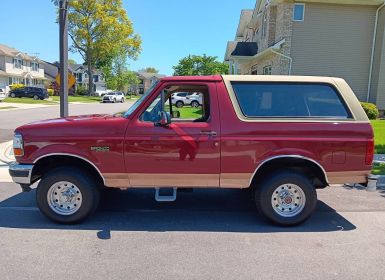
121 98 125 103
33 95 39 100
36 167 100 224
10 93 15 98
254 171 317 226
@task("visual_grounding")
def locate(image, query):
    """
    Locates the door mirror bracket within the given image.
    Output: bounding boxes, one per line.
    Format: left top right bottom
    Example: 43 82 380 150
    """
155 111 171 127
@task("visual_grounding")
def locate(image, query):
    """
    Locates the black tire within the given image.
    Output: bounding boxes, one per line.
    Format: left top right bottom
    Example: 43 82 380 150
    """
191 100 199 108
10 93 15 98
121 98 125 103
113 98 116 103
176 101 184 108
254 171 317 226
36 167 100 224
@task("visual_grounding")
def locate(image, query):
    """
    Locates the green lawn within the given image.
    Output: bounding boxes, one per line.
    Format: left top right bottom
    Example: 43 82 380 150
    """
3 97 57 105
51 95 101 103
176 107 202 119
371 120 385 154
372 162 385 175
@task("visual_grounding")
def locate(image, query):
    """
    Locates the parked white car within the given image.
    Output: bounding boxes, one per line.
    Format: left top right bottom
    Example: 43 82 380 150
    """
171 92 202 108
0 88 6 101
102 91 125 103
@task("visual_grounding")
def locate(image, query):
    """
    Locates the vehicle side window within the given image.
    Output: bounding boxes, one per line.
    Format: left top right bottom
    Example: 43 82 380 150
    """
231 82 351 119
140 85 209 123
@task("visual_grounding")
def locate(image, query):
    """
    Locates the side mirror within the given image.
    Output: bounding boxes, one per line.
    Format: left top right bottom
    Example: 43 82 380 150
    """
155 111 171 127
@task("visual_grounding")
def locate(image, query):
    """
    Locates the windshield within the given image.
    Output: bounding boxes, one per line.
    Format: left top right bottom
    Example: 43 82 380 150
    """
123 81 159 118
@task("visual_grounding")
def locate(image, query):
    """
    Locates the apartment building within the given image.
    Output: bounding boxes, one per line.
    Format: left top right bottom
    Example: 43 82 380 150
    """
0 44 46 93
225 0 385 110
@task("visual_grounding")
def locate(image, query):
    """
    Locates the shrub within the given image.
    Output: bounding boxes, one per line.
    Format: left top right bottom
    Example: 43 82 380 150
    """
10 84 25 90
47 89 54 96
361 102 379 120
75 84 87 96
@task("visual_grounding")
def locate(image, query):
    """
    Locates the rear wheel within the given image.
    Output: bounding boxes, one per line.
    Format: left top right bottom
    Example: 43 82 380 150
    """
33 95 39 100
254 171 317 226
10 93 15 98
121 97 125 103
191 100 199 108
36 167 100 224
176 101 184 108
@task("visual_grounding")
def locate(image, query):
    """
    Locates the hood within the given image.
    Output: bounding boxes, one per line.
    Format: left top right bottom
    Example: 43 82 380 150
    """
15 114 128 140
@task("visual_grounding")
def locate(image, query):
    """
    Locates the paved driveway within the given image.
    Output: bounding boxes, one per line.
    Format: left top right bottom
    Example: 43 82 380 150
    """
0 181 384 279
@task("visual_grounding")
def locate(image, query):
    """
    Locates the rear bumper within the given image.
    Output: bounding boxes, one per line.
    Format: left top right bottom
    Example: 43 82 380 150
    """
9 162 34 185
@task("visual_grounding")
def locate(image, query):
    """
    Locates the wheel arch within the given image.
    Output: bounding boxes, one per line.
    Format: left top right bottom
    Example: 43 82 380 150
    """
250 155 329 188
32 153 105 186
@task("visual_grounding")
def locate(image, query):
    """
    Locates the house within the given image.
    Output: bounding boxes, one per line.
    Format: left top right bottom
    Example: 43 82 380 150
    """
0 44 46 93
68 64 107 94
225 0 385 111
135 72 166 94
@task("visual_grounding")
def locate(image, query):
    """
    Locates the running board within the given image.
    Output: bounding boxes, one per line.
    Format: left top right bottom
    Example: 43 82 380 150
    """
155 187 177 202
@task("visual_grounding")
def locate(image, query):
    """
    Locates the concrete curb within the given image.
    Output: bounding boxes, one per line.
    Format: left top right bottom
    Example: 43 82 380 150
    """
0 141 14 164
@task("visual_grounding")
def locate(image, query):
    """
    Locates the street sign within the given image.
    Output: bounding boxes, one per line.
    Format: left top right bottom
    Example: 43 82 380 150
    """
56 72 76 88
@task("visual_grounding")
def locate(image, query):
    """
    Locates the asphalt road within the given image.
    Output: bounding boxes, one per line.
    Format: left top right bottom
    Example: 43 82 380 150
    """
0 101 134 142
0 179 384 279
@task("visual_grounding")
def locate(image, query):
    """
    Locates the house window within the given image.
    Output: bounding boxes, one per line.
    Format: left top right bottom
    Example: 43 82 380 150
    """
93 75 99 82
263 65 272 75
293 3 305 21
31 62 39 71
9 77 23 84
13 58 23 69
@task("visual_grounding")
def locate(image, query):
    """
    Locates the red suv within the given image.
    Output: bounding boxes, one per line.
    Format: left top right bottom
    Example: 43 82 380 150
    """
9 75 373 226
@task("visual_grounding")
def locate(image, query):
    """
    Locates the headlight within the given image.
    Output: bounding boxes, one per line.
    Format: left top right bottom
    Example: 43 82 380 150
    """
13 133 24 156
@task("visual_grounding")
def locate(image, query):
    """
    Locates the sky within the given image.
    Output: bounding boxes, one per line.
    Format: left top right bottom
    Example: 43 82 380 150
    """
0 0 255 75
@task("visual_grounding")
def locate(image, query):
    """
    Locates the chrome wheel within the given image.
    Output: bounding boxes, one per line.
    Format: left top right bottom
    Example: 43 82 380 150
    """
47 181 82 215
271 183 306 218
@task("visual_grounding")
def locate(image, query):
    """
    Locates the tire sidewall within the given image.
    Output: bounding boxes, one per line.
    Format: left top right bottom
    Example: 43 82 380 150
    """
255 172 317 226
36 167 100 224
176 101 183 108
191 101 199 108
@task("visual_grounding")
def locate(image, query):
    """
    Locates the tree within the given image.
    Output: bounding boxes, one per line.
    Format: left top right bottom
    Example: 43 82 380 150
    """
53 0 141 94
68 58 77 65
139 67 159 73
103 52 139 92
173 54 228 76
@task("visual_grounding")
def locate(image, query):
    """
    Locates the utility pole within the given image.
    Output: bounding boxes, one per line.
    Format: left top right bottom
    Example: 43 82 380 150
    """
59 0 69 117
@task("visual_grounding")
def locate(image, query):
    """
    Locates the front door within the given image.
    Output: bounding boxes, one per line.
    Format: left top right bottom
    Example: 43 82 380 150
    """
124 82 221 187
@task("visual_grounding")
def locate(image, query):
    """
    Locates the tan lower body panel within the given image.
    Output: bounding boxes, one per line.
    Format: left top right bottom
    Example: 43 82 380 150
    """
220 173 250 188
104 173 219 188
327 170 369 184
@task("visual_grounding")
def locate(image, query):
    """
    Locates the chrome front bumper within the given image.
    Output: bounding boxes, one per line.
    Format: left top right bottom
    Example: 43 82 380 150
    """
9 162 34 185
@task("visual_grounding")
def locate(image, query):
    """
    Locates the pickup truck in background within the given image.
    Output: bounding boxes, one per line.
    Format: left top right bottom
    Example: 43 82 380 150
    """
9 75 374 226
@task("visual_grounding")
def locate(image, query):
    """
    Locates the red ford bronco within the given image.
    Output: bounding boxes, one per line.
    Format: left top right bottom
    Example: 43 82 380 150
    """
9 75 374 226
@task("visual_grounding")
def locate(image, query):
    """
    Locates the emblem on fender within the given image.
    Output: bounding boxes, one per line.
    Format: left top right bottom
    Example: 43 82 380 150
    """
90 146 110 152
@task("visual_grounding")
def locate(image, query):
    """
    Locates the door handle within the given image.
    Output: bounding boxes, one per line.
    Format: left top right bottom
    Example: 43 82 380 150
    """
200 131 217 136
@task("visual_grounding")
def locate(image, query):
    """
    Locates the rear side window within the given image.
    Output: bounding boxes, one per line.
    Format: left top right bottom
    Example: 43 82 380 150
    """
231 82 351 119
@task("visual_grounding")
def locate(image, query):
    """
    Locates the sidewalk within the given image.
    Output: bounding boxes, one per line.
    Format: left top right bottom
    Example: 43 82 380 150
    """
0 102 57 111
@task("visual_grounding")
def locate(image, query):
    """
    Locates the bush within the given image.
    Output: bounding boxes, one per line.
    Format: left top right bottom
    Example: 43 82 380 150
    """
10 84 25 90
75 84 87 96
361 102 379 120
47 89 54 96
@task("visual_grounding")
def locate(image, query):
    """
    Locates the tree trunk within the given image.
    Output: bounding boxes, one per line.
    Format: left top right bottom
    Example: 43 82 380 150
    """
87 55 94 96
